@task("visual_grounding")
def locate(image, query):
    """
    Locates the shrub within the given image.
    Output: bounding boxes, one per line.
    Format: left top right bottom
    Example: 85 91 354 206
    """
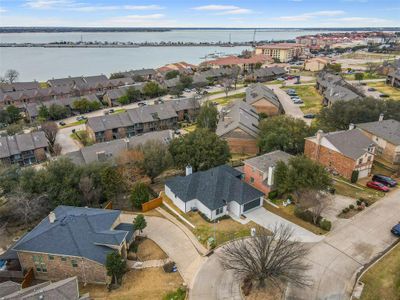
356 199 362 206
320 219 332 231
342 207 350 214
268 190 278 200
351 170 359 183
357 205 364 211
163 287 186 300
349 204 355 210
294 207 313 223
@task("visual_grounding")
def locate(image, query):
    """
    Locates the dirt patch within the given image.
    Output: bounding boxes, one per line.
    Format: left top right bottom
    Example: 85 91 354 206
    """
136 237 167 261
80 268 183 300
245 281 285 300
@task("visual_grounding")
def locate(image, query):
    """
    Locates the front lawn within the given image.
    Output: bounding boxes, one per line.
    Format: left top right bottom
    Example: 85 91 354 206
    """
80 268 183 300
213 92 246 106
59 119 87 128
360 244 400 300
263 201 327 235
366 82 400 100
333 179 385 204
282 85 323 114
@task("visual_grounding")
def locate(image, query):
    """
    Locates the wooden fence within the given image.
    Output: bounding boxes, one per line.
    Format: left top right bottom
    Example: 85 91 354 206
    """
142 197 163 212
103 201 113 210
21 268 34 288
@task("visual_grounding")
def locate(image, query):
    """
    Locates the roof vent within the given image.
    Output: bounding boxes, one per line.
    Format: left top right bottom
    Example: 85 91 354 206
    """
49 211 56 223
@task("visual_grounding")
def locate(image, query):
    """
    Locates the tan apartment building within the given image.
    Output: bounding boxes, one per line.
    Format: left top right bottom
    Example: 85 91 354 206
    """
304 57 331 72
255 43 305 63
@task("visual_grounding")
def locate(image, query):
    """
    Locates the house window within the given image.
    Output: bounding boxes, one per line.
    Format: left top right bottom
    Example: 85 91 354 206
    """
367 156 371 162
358 158 363 165
48 255 54 260
61 257 67 261
250 177 254 183
40 263 47 273
215 207 224 215
71 260 78 268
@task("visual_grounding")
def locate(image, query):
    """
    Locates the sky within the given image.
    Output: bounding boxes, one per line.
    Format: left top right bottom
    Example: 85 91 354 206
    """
0 0 399 28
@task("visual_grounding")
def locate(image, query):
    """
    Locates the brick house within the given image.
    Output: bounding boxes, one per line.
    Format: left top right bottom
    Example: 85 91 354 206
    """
244 83 283 116
0 131 49 166
243 150 293 195
216 100 260 155
357 116 400 165
10 206 135 284
304 128 375 180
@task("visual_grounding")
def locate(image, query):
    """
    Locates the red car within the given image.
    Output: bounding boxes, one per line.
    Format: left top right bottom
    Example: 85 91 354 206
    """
366 181 390 192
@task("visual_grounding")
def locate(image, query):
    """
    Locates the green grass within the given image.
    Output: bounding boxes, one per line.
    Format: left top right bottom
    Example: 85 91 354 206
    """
60 119 87 128
333 178 385 204
70 130 94 146
163 287 186 300
111 108 126 114
366 82 400 100
282 85 323 114
342 72 386 81
183 124 197 132
360 244 400 300
213 92 246 106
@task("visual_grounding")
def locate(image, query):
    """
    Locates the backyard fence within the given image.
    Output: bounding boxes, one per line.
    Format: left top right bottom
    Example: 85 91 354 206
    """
103 201 113 210
142 197 163 212
21 268 34 288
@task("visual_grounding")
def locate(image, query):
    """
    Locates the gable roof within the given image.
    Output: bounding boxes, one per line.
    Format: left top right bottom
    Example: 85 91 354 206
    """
216 100 260 139
357 119 400 145
166 165 263 210
12 206 132 265
0 131 48 159
244 150 293 173
245 83 281 108
306 129 375 160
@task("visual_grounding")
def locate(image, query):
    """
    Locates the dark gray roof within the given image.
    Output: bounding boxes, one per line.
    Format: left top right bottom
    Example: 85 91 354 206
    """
323 85 362 104
166 165 263 210
0 281 21 298
131 69 156 76
245 83 281 108
12 206 131 265
67 130 174 165
1 277 83 300
307 129 375 160
244 150 293 173
0 131 48 159
357 119 400 145
170 97 200 111
216 100 260 138
0 81 40 93
252 67 286 78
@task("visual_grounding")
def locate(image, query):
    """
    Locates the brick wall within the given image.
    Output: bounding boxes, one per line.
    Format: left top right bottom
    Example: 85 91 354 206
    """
251 99 280 116
304 139 356 179
243 164 270 195
226 137 259 155
18 251 109 284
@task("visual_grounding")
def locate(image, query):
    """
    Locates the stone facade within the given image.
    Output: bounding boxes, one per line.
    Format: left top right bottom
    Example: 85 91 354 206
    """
17 251 109 284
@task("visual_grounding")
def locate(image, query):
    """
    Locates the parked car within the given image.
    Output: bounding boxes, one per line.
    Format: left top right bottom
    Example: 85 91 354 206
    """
277 77 285 81
76 116 87 121
379 94 389 98
366 181 390 192
372 174 397 187
294 99 304 104
59 121 66 126
367 88 376 92
138 102 147 107
391 223 400 236
109 109 114 113
304 114 316 119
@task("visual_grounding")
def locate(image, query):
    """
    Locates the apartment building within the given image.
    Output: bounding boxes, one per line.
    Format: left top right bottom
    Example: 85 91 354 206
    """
254 43 305 63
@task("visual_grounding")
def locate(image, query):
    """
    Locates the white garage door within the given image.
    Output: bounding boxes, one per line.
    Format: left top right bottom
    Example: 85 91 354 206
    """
358 168 369 179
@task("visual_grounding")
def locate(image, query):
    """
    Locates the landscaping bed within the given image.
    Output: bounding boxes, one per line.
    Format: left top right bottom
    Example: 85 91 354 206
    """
80 268 184 300
360 243 400 300
128 237 167 261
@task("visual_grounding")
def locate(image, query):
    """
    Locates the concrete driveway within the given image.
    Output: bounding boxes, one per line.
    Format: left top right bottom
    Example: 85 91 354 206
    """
56 124 85 154
287 188 400 300
120 213 204 286
244 207 324 243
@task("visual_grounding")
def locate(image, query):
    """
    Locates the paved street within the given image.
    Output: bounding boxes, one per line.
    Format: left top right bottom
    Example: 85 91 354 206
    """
244 207 324 243
120 213 205 287
56 124 85 154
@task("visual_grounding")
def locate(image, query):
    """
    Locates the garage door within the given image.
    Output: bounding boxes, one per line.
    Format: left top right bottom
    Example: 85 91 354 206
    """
358 168 369 179
243 198 261 212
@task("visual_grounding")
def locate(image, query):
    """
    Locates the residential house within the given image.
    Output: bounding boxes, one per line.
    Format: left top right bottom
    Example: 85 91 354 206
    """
86 102 178 143
67 130 174 165
0 131 48 166
357 116 400 164
255 43 305 63
130 69 156 80
157 61 196 75
0 81 41 93
304 57 331 72
9 206 135 284
247 66 286 82
216 100 260 155
304 128 375 180
201 54 273 72
170 97 200 122
386 69 400 88
165 165 264 220
242 150 293 195
244 83 283 116
0 277 89 300
103 83 145 107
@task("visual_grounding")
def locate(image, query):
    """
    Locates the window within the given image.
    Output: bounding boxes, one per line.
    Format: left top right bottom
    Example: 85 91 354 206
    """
250 177 254 183
48 255 54 260
367 156 372 162
61 257 67 261
71 260 78 268
358 158 363 165
215 207 224 215
33 255 46 272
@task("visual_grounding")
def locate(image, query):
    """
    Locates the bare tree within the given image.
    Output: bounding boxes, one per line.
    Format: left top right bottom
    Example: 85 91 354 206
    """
222 77 233 97
297 190 333 225
9 191 48 226
41 121 59 155
220 225 312 290
4 69 19 83
79 176 101 207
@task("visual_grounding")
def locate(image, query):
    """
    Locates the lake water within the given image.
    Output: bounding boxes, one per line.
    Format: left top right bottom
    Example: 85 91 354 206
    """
0 29 334 81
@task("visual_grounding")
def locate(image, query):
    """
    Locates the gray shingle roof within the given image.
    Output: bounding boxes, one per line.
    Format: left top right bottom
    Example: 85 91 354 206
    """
216 100 260 138
165 165 263 210
0 281 21 298
12 206 133 265
357 119 400 145
245 83 281 108
244 150 293 173
67 130 173 165
0 131 48 159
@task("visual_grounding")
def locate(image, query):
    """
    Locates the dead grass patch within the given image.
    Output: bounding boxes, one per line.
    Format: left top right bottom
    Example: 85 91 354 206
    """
136 237 167 261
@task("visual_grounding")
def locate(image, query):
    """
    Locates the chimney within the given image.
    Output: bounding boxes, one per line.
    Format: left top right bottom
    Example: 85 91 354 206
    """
124 138 130 150
349 123 355 130
316 130 323 145
49 211 56 223
379 113 384 122
267 166 275 186
96 151 106 162
185 165 193 176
